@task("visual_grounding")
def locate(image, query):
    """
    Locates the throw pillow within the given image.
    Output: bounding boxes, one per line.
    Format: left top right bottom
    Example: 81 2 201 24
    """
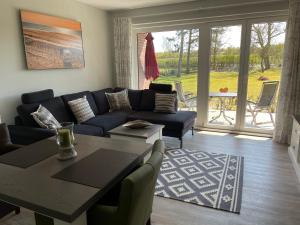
31 105 62 129
68 96 95 123
154 93 176 113
105 89 132 111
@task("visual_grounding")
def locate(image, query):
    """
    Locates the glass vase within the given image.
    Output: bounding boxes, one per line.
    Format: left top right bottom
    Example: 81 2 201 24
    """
56 122 77 161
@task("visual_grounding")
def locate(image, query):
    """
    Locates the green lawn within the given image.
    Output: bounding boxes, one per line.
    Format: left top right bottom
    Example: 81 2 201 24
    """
154 68 281 102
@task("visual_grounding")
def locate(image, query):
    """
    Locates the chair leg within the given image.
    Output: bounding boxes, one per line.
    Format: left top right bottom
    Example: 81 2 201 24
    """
147 218 152 225
269 110 275 126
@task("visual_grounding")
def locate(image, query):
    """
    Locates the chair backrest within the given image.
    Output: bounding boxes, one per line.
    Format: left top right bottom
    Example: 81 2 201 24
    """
175 81 186 102
257 81 279 108
118 141 164 225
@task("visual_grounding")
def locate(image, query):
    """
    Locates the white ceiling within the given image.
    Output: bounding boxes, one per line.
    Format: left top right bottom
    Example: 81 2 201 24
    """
76 0 196 10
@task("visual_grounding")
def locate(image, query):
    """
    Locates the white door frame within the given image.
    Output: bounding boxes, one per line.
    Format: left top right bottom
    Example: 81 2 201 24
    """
132 15 287 135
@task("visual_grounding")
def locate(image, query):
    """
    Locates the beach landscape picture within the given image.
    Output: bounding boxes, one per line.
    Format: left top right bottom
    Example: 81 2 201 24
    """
20 10 85 70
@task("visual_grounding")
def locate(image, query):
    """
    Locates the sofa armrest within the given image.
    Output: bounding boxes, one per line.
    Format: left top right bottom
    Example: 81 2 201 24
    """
8 125 55 145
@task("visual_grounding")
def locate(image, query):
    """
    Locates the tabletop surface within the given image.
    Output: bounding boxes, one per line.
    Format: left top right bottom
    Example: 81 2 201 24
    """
209 92 237 97
108 124 165 139
0 134 152 223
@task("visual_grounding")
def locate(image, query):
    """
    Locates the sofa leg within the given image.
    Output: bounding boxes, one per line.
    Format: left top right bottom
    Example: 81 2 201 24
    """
179 138 183 149
15 207 20 215
147 218 151 225
192 126 194 136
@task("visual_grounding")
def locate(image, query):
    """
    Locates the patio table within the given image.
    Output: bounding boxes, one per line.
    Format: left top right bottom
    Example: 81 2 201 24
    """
209 92 237 125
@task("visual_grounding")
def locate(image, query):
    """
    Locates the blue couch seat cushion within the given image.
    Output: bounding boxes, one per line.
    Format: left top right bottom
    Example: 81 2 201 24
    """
74 124 104 137
127 111 197 131
83 111 130 133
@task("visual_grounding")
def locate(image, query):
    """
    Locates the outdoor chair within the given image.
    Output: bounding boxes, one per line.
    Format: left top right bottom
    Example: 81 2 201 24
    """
246 81 279 126
175 81 196 111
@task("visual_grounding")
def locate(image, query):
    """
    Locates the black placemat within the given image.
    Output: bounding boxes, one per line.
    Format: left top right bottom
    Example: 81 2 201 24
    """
52 149 139 189
0 139 58 168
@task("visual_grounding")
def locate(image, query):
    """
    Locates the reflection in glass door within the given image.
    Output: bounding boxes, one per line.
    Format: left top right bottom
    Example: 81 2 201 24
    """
244 22 286 131
207 25 242 128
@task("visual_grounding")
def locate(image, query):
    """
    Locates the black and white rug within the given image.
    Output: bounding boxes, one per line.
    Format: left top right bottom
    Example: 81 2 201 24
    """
155 149 244 213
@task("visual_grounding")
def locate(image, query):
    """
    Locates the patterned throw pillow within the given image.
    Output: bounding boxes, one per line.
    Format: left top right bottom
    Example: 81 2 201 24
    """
154 93 176 113
31 105 62 129
68 96 95 123
105 89 132 111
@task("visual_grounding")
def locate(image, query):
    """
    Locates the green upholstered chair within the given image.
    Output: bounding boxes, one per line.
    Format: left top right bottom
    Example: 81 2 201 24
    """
87 140 165 225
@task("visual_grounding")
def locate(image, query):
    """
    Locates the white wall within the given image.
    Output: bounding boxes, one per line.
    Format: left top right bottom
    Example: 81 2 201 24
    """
0 0 113 123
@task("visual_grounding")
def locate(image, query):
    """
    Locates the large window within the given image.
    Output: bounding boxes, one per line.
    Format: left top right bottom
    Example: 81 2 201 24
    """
136 18 287 134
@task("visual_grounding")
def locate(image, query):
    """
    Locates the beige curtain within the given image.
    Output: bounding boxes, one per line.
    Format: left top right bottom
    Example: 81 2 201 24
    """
113 17 132 88
274 0 300 144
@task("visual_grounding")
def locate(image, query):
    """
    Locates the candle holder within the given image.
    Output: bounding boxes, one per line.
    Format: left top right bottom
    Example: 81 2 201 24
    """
56 122 77 161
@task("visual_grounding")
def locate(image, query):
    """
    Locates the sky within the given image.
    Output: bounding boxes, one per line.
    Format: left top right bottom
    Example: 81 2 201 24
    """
152 24 286 53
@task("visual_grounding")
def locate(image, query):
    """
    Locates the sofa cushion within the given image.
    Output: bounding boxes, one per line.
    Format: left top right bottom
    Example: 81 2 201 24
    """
139 89 156 111
149 83 172 93
17 97 73 127
92 88 114 114
68 96 95 123
127 111 197 131
73 124 104 136
21 89 54 104
106 89 132 112
83 111 129 133
114 88 142 111
31 105 62 129
62 91 99 115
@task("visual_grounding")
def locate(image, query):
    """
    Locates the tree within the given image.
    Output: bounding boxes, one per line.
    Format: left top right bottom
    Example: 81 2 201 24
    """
251 23 285 72
186 29 199 74
177 30 185 77
211 27 226 70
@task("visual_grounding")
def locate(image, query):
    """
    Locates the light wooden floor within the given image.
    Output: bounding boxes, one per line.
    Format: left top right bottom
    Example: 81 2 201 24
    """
153 131 300 225
1 131 300 225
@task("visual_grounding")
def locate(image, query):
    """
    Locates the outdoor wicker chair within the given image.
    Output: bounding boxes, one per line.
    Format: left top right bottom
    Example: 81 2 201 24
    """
175 81 196 111
246 81 279 126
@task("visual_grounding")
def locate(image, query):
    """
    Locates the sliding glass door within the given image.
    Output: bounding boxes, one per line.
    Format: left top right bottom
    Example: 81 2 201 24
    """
207 25 242 128
135 18 287 135
151 29 199 111
244 22 286 131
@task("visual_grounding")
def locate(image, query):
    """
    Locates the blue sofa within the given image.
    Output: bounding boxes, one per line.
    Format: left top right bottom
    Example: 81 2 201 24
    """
9 84 197 148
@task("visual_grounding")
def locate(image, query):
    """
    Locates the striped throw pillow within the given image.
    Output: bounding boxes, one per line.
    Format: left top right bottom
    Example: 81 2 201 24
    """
31 105 62 129
68 96 95 123
154 93 176 113
105 89 132 112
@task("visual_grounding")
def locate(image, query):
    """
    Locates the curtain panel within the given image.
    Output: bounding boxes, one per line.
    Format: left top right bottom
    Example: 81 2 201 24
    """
274 0 300 144
113 17 132 88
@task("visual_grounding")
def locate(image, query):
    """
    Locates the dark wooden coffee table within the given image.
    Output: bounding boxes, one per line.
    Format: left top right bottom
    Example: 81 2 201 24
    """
0 134 152 225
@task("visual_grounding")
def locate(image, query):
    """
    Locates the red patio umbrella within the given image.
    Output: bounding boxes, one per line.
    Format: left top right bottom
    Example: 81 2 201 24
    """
145 33 160 81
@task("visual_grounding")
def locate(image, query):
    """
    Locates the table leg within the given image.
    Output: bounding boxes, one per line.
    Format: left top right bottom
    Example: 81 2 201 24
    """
35 212 87 225
209 97 234 125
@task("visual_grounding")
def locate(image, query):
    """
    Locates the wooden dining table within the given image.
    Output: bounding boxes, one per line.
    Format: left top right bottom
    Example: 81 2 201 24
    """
0 134 152 225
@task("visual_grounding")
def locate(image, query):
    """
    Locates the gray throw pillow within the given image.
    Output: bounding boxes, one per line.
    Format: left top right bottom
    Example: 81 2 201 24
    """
105 89 132 111
31 105 62 129
68 96 95 123
154 93 176 113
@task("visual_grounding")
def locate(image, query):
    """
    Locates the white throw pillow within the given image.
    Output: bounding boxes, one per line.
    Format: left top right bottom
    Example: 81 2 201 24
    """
68 96 95 123
31 105 61 129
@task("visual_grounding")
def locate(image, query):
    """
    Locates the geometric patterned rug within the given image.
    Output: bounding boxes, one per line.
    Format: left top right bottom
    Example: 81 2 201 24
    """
155 149 244 213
